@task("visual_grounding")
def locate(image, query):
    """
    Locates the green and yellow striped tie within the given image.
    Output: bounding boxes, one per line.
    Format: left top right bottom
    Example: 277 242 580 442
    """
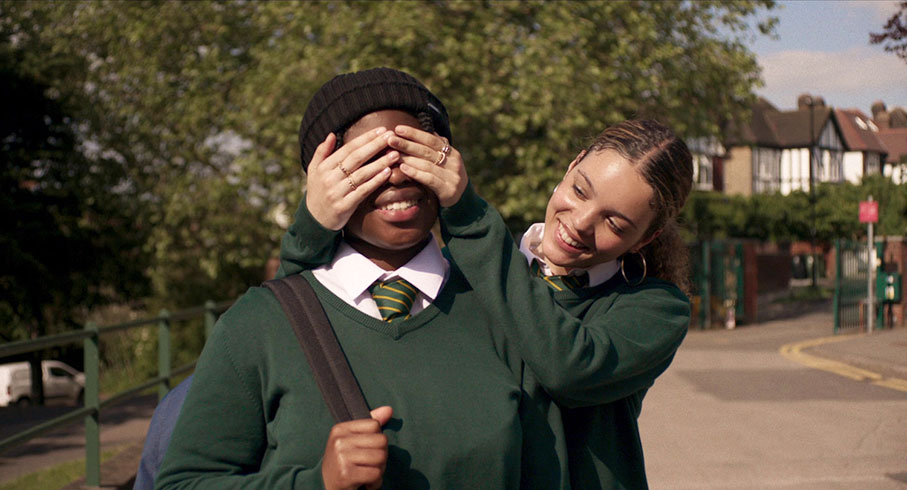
530 260 589 291
369 278 418 322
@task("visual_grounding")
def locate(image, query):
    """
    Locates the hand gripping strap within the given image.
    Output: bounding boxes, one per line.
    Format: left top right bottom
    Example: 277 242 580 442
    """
263 275 370 422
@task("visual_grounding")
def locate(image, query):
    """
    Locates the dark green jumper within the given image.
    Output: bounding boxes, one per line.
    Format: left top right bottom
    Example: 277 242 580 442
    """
440 185 690 490
154 198 568 490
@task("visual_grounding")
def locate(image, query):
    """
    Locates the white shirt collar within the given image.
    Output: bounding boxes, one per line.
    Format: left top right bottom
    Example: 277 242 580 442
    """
325 239 448 301
519 223 619 288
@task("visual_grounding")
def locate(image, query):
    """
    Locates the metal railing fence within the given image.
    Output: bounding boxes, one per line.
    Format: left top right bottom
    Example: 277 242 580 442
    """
689 240 746 329
833 239 885 334
0 299 233 486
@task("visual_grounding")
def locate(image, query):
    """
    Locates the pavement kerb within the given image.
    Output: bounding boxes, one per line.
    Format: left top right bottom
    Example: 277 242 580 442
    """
779 333 907 393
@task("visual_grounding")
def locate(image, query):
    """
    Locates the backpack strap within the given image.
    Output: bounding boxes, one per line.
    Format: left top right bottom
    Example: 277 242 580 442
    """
263 275 370 422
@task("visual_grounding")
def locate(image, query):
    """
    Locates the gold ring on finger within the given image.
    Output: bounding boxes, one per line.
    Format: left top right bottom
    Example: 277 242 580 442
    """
434 151 447 166
347 176 357 190
338 165 352 177
441 144 450 155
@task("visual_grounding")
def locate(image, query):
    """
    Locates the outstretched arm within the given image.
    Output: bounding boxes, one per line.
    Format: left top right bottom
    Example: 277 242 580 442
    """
398 132 688 408
276 128 398 278
441 188 689 407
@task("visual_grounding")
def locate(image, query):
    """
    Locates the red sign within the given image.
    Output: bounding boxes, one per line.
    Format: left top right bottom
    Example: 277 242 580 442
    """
859 201 878 223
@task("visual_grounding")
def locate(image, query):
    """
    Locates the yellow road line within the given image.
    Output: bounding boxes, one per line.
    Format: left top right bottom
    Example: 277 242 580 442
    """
779 335 907 392
874 377 907 391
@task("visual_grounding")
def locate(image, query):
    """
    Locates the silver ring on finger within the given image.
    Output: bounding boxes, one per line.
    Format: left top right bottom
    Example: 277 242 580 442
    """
347 176 357 190
434 151 447 166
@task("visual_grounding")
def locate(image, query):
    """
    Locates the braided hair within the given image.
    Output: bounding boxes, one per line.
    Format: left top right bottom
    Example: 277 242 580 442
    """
582 119 694 294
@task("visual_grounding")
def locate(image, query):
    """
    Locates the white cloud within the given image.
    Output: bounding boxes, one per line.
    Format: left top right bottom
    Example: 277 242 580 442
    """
761 48 899 91
757 47 907 110
842 0 900 22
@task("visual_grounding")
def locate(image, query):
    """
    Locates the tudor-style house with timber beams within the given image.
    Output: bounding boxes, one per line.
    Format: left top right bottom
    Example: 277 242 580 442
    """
723 95 845 196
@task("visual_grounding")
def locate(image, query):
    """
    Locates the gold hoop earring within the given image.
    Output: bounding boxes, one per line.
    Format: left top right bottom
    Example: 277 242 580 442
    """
620 251 647 287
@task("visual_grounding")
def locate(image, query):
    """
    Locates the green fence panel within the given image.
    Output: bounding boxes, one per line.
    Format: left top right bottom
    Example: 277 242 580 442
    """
158 310 172 401
700 241 711 329
688 240 747 329
205 301 217 339
0 298 234 483
833 239 884 334
734 243 745 319
83 322 100 486
874 241 888 331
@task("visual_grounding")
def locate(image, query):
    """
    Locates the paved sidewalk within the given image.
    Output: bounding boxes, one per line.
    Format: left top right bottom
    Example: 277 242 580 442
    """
807 325 907 381
643 312 907 490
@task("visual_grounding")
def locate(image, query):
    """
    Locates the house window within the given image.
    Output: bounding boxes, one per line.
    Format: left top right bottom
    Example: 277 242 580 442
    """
693 153 713 190
753 147 781 193
822 149 844 182
685 137 724 191
865 152 881 175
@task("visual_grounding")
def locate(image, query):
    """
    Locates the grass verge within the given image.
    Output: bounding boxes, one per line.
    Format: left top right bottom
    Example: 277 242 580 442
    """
0 448 117 490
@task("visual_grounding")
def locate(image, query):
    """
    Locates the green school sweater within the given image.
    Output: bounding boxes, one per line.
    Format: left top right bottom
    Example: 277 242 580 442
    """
155 200 568 490
440 185 691 490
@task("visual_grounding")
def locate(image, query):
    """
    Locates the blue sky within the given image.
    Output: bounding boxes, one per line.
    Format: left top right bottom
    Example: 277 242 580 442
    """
748 0 906 114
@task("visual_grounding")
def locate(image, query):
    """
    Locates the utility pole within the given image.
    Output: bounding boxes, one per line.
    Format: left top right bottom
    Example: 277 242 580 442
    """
867 196 875 334
806 96 818 289
859 196 879 334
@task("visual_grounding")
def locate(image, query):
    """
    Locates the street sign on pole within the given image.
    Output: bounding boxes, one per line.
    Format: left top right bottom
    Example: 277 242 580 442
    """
859 200 878 223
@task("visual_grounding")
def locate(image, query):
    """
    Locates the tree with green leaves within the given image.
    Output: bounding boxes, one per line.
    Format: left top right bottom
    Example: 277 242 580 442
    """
0 43 150 345
871 1 907 63
1 0 777 309
682 176 907 242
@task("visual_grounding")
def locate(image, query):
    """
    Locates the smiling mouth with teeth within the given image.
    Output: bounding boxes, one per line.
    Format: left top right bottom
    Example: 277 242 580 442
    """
378 200 419 211
558 222 587 250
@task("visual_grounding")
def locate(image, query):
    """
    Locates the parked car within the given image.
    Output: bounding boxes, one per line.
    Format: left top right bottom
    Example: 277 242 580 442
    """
0 360 85 407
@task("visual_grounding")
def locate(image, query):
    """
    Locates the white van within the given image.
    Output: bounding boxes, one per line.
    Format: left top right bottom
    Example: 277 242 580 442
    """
0 361 85 407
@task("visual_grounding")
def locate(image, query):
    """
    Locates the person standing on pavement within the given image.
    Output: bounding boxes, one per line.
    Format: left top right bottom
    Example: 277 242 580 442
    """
153 67 565 490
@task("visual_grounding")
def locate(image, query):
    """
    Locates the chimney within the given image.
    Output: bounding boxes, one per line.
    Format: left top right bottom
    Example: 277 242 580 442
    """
872 101 890 129
890 108 907 129
797 94 825 111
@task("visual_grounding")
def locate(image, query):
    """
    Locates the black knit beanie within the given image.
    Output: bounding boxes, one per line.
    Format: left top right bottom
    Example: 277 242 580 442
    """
298 67 452 171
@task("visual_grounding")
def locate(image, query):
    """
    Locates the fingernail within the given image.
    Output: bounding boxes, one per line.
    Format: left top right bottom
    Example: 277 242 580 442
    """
375 127 386 135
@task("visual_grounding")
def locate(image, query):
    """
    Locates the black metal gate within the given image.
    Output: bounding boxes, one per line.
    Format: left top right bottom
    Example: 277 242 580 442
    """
833 239 883 334
689 240 745 329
